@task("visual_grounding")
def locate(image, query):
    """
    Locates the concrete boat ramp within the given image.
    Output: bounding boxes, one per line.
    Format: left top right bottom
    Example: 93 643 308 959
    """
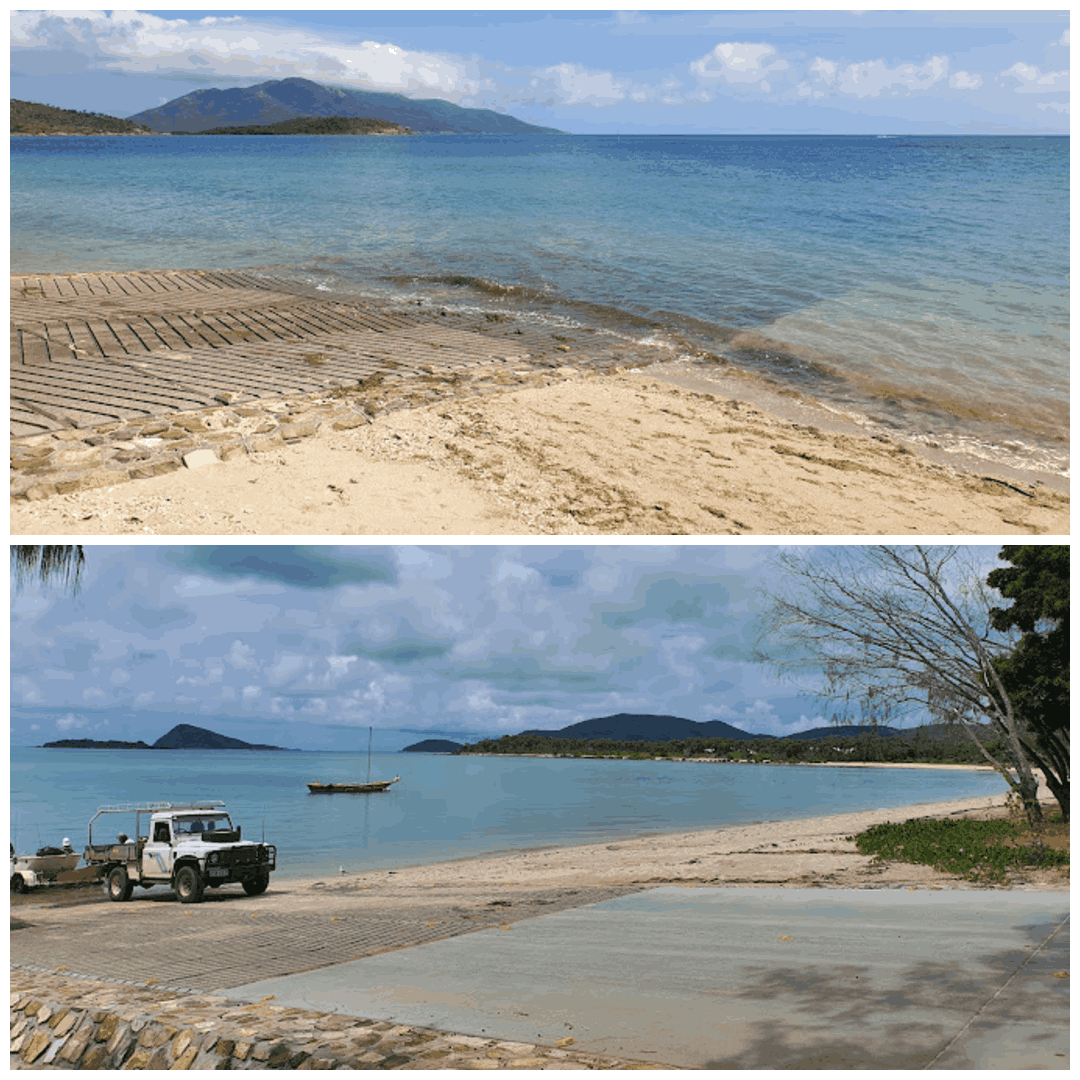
222 887 1068 1070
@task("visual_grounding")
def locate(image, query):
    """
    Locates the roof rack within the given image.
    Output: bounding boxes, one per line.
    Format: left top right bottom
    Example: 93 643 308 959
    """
92 800 226 815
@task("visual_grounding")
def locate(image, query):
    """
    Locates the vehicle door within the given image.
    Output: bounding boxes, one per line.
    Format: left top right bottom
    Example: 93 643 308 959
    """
142 819 174 880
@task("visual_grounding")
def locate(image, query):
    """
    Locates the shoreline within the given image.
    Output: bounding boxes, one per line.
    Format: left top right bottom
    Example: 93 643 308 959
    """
272 785 1057 892
11 268 1068 535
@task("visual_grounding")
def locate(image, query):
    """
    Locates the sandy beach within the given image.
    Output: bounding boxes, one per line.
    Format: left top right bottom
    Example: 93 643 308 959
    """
11 368 1069 536
11 269 1068 535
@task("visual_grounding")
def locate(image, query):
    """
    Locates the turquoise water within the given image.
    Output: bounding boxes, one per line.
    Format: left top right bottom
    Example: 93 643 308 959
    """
11 134 1068 476
10 748 1006 880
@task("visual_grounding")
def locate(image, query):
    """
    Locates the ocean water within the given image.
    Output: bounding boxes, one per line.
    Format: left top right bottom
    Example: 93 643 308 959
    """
10 748 1007 881
11 134 1068 478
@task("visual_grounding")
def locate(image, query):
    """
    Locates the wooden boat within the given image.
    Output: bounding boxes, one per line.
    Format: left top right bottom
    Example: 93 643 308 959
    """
307 776 401 794
307 727 400 794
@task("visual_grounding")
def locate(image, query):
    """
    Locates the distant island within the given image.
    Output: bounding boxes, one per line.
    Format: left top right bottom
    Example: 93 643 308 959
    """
401 739 464 753
128 76 563 135
43 723 298 751
11 99 153 136
456 713 998 766
193 116 412 136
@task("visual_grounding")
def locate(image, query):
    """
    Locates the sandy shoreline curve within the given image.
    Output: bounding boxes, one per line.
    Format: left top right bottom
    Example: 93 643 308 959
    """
265 786 1064 902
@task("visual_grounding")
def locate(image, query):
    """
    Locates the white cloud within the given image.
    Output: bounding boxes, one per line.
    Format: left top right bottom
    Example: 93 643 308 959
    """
13 676 42 703
134 691 155 706
950 71 983 90
691 42 789 86
241 684 261 702
110 668 130 685
82 687 107 702
225 639 259 671
529 63 629 107
809 54 950 98
55 713 89 731
1038 101 1069 113
1000 62 1069 93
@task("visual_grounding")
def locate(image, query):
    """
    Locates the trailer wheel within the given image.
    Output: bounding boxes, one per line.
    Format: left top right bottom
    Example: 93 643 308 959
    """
107 866 134 902
242 873 270 896
11 874 27 894
174 865 204 904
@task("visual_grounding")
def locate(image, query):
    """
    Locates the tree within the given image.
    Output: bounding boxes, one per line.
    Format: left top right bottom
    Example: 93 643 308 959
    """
987 546 1069 822
11 545 85 595
755 546 1046 824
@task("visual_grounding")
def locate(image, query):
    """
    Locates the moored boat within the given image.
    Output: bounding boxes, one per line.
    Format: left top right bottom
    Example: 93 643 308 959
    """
306 776 401 794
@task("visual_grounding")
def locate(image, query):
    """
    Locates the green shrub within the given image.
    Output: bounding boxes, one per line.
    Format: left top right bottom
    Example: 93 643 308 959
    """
852 817 1069 883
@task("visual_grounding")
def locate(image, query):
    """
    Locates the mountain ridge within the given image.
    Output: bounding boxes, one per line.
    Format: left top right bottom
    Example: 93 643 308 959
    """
129 77 563 135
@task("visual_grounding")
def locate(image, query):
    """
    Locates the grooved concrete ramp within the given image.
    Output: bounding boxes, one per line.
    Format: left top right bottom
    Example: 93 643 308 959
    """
222 887 1069 1070
11 268 644 440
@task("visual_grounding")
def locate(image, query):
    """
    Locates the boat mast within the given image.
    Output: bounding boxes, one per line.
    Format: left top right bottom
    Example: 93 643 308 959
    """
367 726 372 784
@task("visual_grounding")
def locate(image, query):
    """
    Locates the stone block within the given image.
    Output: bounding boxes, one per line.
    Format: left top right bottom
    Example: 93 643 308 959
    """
253 422 278 435
172 1046 199 1069
108 1027 135 1058
331 414 369 431
215 1038 235 1058
251 436 283 453
279 421 320 441
138 422 170 437
182 449 220 470
172 1031 193 1059
150 1046 172 1069
20 1031 52 1064
54 1011 80 1037
173 416 208 433
232 1041 252 1060
81 1044 109 1069
60 1028 92 1062
122 1049 152 1069
97 1013 120 1042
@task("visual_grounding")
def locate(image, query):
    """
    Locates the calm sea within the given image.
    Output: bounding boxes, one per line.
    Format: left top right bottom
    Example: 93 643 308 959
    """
10 748 1006 880
10 134 1068 480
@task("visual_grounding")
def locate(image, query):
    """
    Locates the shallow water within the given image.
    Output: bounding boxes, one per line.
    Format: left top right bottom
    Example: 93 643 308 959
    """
10 748 1007 880
11 133 1068 477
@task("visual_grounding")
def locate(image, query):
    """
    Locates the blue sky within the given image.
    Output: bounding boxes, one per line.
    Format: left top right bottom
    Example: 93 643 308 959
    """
10 545 1005 751
10 10 1069 134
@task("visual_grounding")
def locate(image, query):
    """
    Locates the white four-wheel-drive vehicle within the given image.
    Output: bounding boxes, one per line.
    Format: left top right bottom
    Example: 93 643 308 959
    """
84 801 276 904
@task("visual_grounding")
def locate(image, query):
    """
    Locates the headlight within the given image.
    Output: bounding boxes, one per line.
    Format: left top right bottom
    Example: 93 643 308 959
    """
209 852 219 865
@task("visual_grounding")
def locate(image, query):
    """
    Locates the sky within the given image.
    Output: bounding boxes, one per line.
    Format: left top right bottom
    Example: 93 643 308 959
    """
10 545 1006 752
9 9 1070 134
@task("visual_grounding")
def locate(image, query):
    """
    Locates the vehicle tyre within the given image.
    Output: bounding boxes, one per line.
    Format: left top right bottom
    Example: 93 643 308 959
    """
11 874 27 894
174 865 204 904
242 873 269 896
107 865 134 902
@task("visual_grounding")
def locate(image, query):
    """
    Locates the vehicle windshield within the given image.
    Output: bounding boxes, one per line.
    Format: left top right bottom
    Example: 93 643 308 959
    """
175 815 232 835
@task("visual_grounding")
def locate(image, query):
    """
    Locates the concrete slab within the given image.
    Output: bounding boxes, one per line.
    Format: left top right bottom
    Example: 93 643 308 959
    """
222 887 1069 1070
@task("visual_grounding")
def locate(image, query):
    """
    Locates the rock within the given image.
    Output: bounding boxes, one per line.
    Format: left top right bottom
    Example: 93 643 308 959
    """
182 449 220 470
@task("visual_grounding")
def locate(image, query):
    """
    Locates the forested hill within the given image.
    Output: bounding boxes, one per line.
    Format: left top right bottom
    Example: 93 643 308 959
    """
521 713 764 741
196 116 412 136
129 77 563 135
12 99 153 136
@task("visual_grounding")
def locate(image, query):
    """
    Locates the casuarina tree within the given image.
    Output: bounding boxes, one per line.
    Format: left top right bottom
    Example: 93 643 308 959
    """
986 545 1069 822
755 546 1047 825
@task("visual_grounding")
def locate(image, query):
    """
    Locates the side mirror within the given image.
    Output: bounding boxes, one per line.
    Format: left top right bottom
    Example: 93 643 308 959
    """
236 826 241 839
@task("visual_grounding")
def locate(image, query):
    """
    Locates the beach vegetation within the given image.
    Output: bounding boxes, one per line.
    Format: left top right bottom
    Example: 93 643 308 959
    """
852 810 1068 884
11 545 85 596
754 546 1059 826
986 546 1069 823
